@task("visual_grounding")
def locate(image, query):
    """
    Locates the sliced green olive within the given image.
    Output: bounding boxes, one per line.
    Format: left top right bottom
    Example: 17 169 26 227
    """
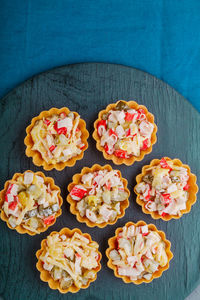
60 277 73 289
115 101 129 111
171 176 180 183
143 174 154 184
102 113 109 120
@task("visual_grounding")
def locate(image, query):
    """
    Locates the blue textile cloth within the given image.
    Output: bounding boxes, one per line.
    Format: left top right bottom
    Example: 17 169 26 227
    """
0 0 200 112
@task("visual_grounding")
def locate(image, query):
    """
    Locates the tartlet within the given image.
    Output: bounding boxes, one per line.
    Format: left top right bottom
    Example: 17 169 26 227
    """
36 227 102 293
24 107 89 171
106 221 173 284
0 170 62 235
92 100 157 165
134 157 198 221
67 164 130 228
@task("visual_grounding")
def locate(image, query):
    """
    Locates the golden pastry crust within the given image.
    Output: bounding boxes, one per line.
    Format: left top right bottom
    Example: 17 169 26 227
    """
36 227 102 293
67 164 130 228
0 170 63 235
106 221 173 284
134 157 198 221
92 100 157 165
24 107 89 171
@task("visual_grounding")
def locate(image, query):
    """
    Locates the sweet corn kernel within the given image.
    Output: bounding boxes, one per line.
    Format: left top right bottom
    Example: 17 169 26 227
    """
18 191 28 207
87 196 98 206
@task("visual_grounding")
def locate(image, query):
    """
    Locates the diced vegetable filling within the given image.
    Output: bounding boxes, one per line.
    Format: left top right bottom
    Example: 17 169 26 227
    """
97 101 154 158
31 111 85 164
39 232 99 289
109 224 168 281
135 158 189 216
3 172 60 232
70 169 129 224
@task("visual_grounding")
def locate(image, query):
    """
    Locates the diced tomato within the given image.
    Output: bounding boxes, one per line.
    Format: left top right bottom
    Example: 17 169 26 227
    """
8 199 18 210
70 186 87 199
125 112 135 122
160 158 172 171
183 183 189 191
59 112 66 119
161 212 168 217
54 122 67 135
141 138 149 150
49 145 56 152
43 215 55 225
162 193 172 204
114 149 127 158
44 119 51 126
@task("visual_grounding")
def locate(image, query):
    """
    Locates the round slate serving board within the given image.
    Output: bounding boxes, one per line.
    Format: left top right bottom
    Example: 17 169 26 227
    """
0 63 199 300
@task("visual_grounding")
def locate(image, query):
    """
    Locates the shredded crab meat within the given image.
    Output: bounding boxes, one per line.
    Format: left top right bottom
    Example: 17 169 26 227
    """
96 101 154 158
2 172 60 232
70 169 129 224
135 158 190 216
109 224 168 281
31 112 85 164
39 232 99 289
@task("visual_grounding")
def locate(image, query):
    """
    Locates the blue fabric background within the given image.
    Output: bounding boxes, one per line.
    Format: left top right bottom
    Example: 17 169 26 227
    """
0 0 200 112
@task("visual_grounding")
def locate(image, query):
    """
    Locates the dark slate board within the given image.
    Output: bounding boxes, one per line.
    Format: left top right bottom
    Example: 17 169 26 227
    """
0 63 199 300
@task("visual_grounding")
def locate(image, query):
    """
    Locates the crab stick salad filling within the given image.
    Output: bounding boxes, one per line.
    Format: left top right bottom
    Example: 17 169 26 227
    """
39 231 100 290
96 101 154 158
31 111 85 164
2 172 60 233
135 158 190 216
70 169 129 224
109 224 168 281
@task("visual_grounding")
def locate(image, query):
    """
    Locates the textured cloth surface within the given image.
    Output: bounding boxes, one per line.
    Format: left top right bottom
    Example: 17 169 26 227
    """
0 0 200 111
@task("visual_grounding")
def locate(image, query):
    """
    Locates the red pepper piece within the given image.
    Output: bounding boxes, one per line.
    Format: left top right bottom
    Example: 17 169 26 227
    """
125 112 135 122
44 119 51 126
141 138 149 150
49 145 56 152
160 158 172 171
79 143 85 150
161 212 169 217
142 232 149 237
114 149 127 158
54 122 67 135
75 253 81 258
43 215 55 225
183 183 189 191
